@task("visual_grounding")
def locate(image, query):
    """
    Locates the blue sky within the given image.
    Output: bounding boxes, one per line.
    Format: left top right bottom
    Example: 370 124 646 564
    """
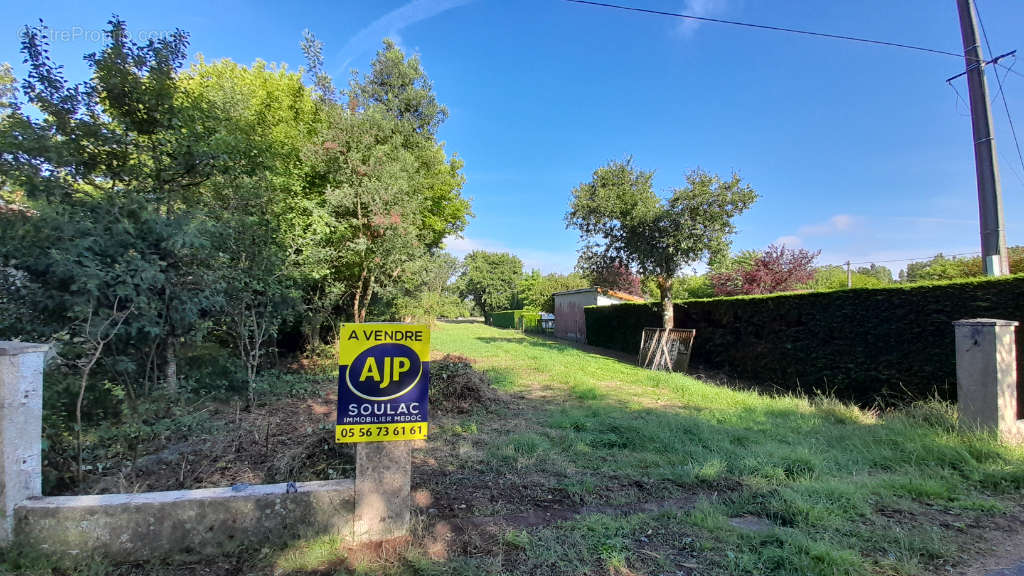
3 0 1023 274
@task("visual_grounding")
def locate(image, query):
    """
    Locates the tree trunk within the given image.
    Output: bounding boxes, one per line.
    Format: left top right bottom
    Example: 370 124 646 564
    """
165 337 177 395
658 276 674 329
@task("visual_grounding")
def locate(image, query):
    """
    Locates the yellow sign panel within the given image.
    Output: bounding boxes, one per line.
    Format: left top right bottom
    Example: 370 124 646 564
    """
336 324 430 444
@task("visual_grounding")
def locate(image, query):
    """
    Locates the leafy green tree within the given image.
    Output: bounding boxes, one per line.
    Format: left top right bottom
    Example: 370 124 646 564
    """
672 274 714 300
351 38 448 136
302 37 469 326
1 19 222 398
388 252 468 322
855 263 893 285
902 254 980 283
567 158 757 328
458 251 523 321
518 270 589 312
801 266 886 290
178 57 320 402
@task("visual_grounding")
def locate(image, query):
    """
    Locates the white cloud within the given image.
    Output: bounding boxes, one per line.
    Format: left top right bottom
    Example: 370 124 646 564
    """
773 235 803 248
772 214 857 249
337 0 474 69
797 214 856 236
676 0 726 37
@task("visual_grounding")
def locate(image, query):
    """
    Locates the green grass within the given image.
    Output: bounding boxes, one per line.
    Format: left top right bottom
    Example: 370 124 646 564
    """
7 321 1023 575
413 322 1024 575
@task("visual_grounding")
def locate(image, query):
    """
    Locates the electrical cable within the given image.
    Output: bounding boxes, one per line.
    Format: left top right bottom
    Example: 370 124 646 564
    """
565 0 980 60
846 252 981 266
975 1 1024 183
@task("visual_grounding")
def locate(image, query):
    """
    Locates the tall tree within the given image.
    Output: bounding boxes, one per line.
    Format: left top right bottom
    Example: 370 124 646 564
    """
855 263 894 285
457 251 523 321
709 244 819 296
1 19 221 396
567 158 757 328
351 38 448 136
303 36 469 326
178 57 319 402
518 270 590 312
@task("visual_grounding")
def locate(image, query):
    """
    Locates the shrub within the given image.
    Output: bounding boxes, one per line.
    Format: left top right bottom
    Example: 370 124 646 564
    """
521 311 543 333
585 275 1024 403
492 310 545 332
491 309 522 329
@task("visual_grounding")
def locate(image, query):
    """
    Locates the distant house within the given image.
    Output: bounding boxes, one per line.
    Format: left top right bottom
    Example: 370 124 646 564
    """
552 287 644 343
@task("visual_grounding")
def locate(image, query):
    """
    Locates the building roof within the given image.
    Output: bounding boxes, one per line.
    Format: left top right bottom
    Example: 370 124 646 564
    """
551 286 645 303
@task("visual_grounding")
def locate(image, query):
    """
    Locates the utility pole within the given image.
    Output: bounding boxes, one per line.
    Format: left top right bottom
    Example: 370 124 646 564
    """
845 261 852 288
955 0 1009 276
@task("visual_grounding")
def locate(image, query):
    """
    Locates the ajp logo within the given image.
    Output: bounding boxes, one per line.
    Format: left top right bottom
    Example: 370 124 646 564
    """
346 342 423 401
336 323 430 444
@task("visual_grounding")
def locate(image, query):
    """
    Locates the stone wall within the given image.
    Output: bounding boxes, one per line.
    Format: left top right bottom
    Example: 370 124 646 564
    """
15 479 354 562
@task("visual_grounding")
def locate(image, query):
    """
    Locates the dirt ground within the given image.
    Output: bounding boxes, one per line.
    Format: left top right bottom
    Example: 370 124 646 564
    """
74 390 354 495
48 351 1024 576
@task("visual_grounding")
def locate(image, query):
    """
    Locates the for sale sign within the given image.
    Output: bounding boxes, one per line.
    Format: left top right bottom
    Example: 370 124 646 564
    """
336 324 430 443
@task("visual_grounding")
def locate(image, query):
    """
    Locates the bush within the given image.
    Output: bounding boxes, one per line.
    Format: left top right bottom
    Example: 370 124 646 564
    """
522 311 543 333
492 309 545 332
491 309 524 329
585 275 1024 404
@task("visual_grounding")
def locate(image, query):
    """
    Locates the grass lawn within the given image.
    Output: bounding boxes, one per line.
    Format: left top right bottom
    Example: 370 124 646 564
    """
397 321 1024 575
6 320 1024 575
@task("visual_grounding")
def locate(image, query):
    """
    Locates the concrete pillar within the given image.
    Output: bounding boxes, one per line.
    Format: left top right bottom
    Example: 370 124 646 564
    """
353 441 411 541
0 342 47 543
953 319 1021 442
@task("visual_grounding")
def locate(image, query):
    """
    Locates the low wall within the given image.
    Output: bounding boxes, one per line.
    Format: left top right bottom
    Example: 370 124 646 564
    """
1 341 412 564
14 479 354 563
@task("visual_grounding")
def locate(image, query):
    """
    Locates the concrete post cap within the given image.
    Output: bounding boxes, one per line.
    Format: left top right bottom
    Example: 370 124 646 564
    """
0 342 49 356
952 319 1020 327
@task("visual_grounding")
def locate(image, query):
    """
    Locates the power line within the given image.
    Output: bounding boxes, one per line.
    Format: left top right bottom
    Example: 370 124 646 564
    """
995 59 1024 79
974 1 1024 183
846 252 981 266
565 0 977 60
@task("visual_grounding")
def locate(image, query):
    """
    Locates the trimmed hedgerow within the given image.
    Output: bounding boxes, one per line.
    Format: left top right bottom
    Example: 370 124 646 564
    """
522 312 543 333
585 275 1024 403
493 310 545 332
491 309 524 329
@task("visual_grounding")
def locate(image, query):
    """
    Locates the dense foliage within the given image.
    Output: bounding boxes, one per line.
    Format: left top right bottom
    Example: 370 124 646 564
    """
566 158 757 328
456 251 523 321
586 275 1024 404
575 251 643 297
0 20 470 489
900 247 1023 282
708 244 819 296
517 270 589 312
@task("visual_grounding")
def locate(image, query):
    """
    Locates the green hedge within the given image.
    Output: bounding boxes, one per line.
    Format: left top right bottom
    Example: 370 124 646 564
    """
585 275 1024 403
522 312 543 333
491 309 525 329
492 310 546 332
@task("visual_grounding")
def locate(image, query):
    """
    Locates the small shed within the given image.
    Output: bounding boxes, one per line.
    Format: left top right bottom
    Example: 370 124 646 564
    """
553 287 644 343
